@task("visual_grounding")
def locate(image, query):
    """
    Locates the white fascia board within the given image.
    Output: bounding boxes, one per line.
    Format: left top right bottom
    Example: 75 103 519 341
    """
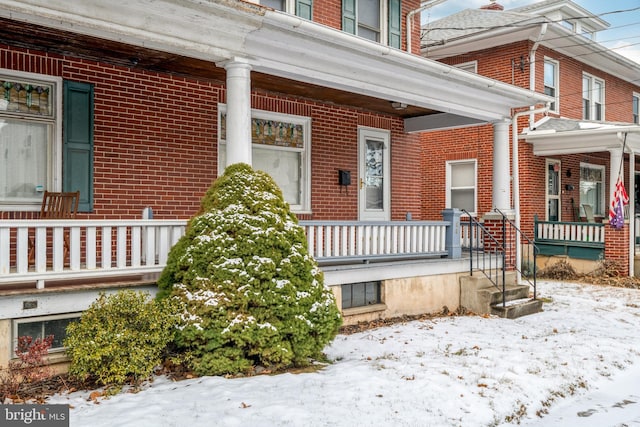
248 15 550 122
526 128 640 156
0 0 263 62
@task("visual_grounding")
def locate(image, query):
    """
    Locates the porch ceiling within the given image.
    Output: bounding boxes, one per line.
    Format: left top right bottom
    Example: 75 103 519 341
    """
0 0 550 129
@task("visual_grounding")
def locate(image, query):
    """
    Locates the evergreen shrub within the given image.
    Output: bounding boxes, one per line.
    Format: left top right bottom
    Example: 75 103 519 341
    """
64 290 176 387
158 163 342 376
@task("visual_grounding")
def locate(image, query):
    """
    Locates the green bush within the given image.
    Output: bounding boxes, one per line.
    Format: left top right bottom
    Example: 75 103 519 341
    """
64 290 176 387
158 163 342 376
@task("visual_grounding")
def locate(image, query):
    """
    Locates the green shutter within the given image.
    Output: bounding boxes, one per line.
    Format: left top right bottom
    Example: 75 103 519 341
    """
388 0 402 48
342 0 356 35
63 80 94 212
296 0 312 20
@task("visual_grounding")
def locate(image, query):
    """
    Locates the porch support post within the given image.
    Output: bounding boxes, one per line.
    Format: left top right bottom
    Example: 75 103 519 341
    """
224 58 252 166
442 208 462 259
492 120 511 213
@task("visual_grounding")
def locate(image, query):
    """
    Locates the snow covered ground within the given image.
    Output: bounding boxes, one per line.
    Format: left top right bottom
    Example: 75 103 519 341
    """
49 280 640 427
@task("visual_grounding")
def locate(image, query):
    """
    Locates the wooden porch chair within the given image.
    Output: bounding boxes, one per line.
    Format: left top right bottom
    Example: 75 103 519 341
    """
29 191 80 263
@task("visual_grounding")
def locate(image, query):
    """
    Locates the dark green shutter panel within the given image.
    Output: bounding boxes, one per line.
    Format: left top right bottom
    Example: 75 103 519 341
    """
63 80 94 212
296 0 312 20
388 0 401 48
342 0 356 35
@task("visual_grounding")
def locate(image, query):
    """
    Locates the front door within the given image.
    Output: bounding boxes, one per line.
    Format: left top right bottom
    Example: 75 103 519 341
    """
358 127 390 221
546 159 561 221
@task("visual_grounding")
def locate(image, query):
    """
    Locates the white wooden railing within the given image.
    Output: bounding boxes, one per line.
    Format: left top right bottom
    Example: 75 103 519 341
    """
0 219 187 289
535 221 605 244
299 220 448 263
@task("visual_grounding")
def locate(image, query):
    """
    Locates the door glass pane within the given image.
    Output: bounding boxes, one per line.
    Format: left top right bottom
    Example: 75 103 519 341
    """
0 118 49 202
548 163 559 196
365 139 384 210
548 199 559 222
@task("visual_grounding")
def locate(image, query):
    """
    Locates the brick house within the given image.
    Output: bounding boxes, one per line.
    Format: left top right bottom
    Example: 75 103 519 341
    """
421 0 640 275
0 0 550 370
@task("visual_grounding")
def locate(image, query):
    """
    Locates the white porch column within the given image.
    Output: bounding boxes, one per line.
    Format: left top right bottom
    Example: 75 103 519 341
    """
609 148 624 204
492 120 511 212
224 58 252 166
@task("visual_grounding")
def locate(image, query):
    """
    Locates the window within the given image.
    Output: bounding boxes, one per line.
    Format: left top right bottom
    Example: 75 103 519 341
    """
14 314 79 353
446 160 476 215
342 0 402 48
455 61 478 74
0 70 61 209
544 58 559 113
341 281 381 309
218 106 311 213
260 0 312 19
583 74 604 121
633 93 639 124
580 163 605 217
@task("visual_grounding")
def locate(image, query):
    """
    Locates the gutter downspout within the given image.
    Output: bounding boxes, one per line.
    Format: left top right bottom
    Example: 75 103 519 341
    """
513 103 550 284
407 0 448 54
529 23 547 128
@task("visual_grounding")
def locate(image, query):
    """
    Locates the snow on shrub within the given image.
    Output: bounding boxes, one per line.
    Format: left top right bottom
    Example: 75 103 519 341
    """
64 290 177 387
158 163 342 376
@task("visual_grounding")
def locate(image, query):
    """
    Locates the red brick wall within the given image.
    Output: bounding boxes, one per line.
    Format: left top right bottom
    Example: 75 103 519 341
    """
1 44 422 222
605 224 630 274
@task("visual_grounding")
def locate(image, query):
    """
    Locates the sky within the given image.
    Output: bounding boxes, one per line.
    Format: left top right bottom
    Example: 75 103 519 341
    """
422 0 640 65
47 280 640 426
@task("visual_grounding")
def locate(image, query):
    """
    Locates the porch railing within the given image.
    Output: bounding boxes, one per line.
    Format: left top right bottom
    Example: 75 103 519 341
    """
0 219 187 289
534 216 605 261
299 220 448 264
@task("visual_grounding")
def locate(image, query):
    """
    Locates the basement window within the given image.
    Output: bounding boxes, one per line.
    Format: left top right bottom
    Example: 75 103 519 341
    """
341 281 381 309
13 314 80 353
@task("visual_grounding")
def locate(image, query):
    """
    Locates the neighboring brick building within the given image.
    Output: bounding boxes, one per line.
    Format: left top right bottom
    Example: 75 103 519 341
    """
421 0 640 275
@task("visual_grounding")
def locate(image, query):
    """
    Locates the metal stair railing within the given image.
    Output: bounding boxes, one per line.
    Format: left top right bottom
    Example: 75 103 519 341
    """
494 208 538 301
462 209 507 305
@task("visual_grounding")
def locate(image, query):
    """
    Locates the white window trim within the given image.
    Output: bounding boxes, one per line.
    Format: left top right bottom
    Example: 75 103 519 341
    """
445 159 477 216
579 162 605 217
0 68 63 212
546 158 561 221
633 92 639 124
454 61 478 74
217 104 312 213
13 313 81 354
544 57 560 114
583 72 605 121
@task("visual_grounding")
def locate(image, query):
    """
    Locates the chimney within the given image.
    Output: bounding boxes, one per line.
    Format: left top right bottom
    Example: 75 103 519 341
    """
480 1 504 10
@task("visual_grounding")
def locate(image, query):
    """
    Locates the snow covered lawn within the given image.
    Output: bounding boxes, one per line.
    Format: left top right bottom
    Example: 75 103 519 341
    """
49 280 640 426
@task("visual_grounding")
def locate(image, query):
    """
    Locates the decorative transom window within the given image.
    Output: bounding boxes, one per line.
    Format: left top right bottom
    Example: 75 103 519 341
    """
0 70 62 208
13 314 79 353
446 159 477 215
583 74 604 121
544 58 559 113
218 106 311 213
633 93 639 124
341 281 381 309
580 163 605 217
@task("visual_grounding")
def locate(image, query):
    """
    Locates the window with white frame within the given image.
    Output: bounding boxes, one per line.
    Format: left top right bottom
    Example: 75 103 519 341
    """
454 61 478 74
0 70 61 208
544 59 559 113
342 0 402 48
259 0 312 19
14 314 79 353
446 159 477 215
583 74 604 121
633 93 639 124
341 281 381 309
580 163 605 217
218 106 311 213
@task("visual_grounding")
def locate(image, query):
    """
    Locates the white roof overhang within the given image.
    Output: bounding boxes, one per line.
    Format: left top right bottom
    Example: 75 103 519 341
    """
0 0 550 131
524 126 640 156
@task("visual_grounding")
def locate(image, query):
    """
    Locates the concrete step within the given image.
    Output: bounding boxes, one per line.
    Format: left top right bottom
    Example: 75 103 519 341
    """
460 271 517 290
483 284 531 305
491 298 543 319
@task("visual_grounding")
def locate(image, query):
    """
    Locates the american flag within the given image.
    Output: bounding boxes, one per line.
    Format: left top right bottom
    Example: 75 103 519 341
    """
609 175 629 229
